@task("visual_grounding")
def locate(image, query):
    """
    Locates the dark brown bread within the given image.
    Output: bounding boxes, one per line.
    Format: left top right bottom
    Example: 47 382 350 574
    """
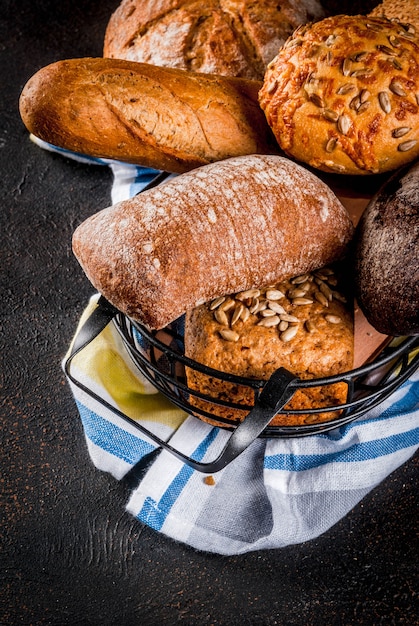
354 160 419 335
104 0 325 81
19 57 278 174
72 154 354 330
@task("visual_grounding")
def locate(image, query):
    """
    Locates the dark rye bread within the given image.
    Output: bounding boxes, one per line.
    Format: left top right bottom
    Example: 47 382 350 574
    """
72 155 354 330
354 159 419 335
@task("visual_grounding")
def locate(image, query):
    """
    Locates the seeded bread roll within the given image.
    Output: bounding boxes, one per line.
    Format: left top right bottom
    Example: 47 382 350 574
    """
184 265 354 427
259 14 419 175
72 155 354 330
104 0 326 81
369 0 419 32
19 58 278 174
354 159 419 336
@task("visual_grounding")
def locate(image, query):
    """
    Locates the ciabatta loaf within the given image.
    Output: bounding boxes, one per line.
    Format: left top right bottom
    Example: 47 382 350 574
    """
19 57 278 173
72 155 354 329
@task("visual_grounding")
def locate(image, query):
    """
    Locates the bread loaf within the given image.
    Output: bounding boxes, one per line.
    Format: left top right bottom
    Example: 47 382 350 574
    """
259 14 419 175
104 0 326 81
19 57 278 174
354 159 419 336
72 155 354 330
185 264 354 427
369 0 419 32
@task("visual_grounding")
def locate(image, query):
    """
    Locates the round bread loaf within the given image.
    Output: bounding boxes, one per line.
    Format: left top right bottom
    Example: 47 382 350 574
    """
354 159 419 335
103 0 325 80
369 0 419 32
259 14 419 175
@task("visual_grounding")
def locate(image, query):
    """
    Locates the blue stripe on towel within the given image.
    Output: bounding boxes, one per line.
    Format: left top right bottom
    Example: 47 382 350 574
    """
129 166 161 197
264 427 419 472
76 400 155 465
138 428 219 531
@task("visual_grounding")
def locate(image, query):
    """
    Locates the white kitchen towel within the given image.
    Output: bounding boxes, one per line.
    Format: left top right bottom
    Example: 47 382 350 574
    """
35 136 419 555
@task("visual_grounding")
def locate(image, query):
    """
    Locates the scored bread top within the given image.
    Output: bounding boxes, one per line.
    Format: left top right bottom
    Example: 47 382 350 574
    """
104 0 325 80
72 155 354 329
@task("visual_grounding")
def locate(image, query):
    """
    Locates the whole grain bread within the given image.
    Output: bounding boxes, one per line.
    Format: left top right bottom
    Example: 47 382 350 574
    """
72 154 354 329
369 0 419 32
354 159 419 335
185 265 354 427
259 14 419 175
103 0 326 81
19 57 278 173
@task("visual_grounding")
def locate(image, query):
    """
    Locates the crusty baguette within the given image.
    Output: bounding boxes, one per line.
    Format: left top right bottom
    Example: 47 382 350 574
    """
72 155 354 329
19 57 279 173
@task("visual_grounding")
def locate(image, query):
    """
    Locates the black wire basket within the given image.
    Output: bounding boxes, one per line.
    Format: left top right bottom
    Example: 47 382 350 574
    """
64 295 419 473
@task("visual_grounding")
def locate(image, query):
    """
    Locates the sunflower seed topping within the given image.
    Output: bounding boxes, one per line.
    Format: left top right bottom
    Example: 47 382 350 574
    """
323 108 340 122
214 309 229 325
212 267 348 343
390 57 403 71
291 274 311 284
314 291 329 307
388 35 401 47
292 297 314 305
257 316 280 328
337 83 356 95
288 288 307 299
268 301 286 315
351 68 374 78
236 288 260 301
360 89 370 103
231 303 245 326
342 58 352 76
377 44 394 55
280 325 299 342
392 126 411 138
338 114 351 135
265 289 285 300
390 80 407 96
378 91 391 114
209 296 225 310
398 139 418 152
325 315 342 324
219 328 240 342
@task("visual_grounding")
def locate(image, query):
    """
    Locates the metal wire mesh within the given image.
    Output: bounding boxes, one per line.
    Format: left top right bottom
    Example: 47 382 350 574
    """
114 313 419 438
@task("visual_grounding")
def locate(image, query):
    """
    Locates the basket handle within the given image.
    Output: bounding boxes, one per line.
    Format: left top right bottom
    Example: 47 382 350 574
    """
65 296 298 473
184 368 298 473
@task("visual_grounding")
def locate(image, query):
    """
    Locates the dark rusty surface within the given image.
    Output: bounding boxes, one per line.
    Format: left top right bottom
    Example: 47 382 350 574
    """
1 1 418 624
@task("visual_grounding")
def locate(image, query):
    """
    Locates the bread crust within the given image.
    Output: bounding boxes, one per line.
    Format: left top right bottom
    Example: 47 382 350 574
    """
72 154 354 329
185 266 354 427
259 14 419 175
369 0 419 32
354 159 419 335
19 57 278 173
104 0 325 80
